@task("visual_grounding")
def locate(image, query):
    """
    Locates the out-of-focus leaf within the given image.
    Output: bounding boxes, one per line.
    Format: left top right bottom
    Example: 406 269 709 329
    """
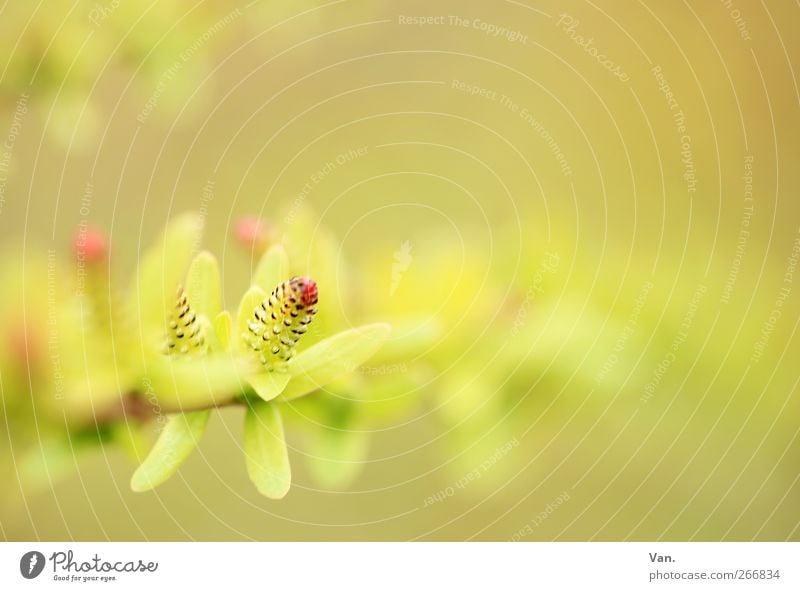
144 355 251 411
243 401 291 499
130 410 211 492
279 323 391 401
279 203 347 343
214 310 232 351
111 422 151 463
374 316 443 360
354 369 429 426
185 250 222 319
197 316 218 354
130 213 203 339
247 371 291 402
253 244 288 292
306 426 369 490
18 439 77 492
435 373 499 425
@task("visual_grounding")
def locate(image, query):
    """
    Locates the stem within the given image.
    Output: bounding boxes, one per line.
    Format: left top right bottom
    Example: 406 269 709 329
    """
95 390 247 426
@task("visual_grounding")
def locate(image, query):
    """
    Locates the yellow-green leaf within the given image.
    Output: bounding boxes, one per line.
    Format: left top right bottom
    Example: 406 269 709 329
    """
279 323 391 401
131 213 203 337
247 371 291 402
253 244 288 291
243 401 291 499
18 439 77 492
130 410 211 492
214 310 232 351
306 427 369 490
111 422 152 464
186 250 222 319
145 355 251 412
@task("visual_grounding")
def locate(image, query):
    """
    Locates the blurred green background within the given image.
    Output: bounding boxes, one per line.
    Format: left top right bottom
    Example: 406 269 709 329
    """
1 0 799 540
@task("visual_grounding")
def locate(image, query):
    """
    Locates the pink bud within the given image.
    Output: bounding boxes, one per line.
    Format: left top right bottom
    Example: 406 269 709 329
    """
234 216 273 255
73 227 107 264
295 276 319 308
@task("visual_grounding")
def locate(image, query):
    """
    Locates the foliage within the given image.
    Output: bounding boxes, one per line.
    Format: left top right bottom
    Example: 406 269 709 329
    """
0 213 391 499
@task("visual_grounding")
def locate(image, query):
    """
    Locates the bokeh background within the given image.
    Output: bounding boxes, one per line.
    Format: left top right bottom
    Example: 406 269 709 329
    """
1 0 799 540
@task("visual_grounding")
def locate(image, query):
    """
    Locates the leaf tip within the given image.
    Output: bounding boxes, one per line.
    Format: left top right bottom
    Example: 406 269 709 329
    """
129 469 154 493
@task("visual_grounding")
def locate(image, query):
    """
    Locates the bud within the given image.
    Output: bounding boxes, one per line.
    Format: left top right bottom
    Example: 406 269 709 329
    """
73 226 107 264
165 286 205 355
234 217 273 256
244 277 318 367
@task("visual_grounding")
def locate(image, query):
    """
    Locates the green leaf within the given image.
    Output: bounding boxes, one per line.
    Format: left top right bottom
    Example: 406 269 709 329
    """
145 355 252 412
247 371 291 402
253 244 288 291
111 422 151 464
377 315 443 359
279 323 391 401
130 410 211 492
131 213 203 338
352 370 428 425
18 439 78 492
214 310 232 351
278 204 347 338
307 427 369 490
186 250 222 319
243 401 291 499
236 286 267 350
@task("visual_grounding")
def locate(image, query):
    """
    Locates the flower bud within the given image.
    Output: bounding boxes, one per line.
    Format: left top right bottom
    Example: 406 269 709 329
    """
234 217 273 256
165 286 205 355
244 277 318 367
73 226 107 264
